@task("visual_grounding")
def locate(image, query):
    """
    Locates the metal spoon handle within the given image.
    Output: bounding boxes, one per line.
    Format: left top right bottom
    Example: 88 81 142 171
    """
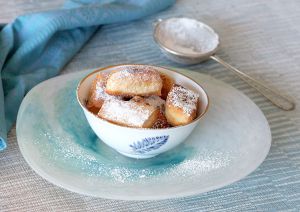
210 55 295 111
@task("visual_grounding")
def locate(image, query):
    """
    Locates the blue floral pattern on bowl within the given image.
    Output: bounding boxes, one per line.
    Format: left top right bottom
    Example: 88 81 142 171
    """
130 136 169 154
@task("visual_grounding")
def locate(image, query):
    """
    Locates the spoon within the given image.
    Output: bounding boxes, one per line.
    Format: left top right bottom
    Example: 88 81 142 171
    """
153 17 295 111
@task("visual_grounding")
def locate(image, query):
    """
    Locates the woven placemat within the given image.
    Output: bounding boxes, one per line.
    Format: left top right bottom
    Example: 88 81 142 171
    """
1 0 300 211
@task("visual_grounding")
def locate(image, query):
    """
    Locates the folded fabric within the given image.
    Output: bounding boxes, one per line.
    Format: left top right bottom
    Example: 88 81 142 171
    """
0 0 175 150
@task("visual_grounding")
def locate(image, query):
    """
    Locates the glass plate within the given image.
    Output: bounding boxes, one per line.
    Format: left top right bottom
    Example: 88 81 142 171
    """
16 68 271 200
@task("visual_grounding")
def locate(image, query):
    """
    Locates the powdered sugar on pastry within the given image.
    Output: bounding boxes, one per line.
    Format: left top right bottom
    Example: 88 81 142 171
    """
93 79 118 102
144 96 165 111
105 67 163 96
168 85 199 116
114 67 161 81
131 96 165 112
87 72 121 109
152 112 170 129
98 99 159 128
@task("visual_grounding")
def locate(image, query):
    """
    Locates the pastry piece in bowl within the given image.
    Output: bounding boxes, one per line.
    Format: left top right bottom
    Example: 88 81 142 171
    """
160 73 174 100
98 98 159 128
131 95 165 112
105 67 163 97
86 72 120 114
152 111 170 129
165 84 199 126
77 64 208 159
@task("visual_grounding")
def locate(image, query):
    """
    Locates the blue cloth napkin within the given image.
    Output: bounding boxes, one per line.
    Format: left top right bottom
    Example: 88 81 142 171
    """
0 0 175 150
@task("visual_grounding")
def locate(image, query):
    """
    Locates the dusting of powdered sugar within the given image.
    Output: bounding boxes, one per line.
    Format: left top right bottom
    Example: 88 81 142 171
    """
152 112 170 129
98 99 156 127
88 73 121 108
144 96 165 111
112 66 161 82
163 150 232 181
93 73 109 98
167 85 199 116
157 18 219 55
94 80 120 102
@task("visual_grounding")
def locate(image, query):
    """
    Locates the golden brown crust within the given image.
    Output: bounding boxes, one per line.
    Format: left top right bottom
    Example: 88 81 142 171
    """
87 105 101 115
152 112 171 129
165 104 196 126
165 85 198 126
87 72 109 109
105 67 163 97
130 96 145 103
142 109 160 128
160 73 174 100
106 90 161 97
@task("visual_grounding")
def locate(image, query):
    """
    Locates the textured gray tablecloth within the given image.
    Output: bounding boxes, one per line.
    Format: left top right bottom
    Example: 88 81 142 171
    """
1 0 300 211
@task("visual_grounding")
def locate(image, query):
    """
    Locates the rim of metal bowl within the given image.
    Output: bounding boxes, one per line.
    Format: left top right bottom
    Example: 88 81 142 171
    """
153 17 220 60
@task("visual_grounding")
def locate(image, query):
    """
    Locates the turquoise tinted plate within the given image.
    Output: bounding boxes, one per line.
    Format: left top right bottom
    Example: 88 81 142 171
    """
16 69 271 200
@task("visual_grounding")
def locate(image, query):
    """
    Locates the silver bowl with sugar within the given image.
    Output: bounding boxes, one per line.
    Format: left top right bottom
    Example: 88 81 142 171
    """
153 17 220 64
153 17 295 111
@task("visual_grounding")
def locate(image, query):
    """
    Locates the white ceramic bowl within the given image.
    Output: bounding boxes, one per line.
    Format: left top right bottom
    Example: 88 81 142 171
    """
76 64 209 159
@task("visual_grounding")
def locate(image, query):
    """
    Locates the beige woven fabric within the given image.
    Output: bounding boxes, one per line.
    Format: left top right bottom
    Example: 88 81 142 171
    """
1 0 300 211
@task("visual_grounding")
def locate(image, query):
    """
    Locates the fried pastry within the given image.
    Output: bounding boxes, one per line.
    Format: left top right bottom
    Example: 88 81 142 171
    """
160 73 174 100
87 72 120 113
165 85 199 126
152 112 170 129
105 67 163 97
98 99 159 128
131 95 165 112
